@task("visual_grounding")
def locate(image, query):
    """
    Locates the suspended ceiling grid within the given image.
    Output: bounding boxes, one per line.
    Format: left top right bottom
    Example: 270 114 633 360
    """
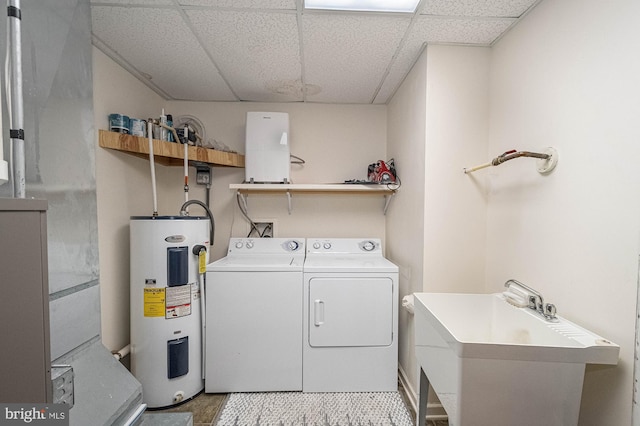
90 0 542 104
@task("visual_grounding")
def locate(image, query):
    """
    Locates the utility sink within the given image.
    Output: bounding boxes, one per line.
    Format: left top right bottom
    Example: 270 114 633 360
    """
414 292 619 426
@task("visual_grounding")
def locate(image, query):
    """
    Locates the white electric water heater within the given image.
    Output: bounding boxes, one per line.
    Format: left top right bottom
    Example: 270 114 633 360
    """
245 112 290 183
130 216 209 408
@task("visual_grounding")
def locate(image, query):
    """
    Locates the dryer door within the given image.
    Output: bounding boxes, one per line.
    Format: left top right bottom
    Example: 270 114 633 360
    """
308 277 393 347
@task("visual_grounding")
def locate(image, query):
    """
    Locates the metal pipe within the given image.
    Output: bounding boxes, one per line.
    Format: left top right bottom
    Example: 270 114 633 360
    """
464 150 550 174
7 0 24 197
183 139 189 204
492 150 549 166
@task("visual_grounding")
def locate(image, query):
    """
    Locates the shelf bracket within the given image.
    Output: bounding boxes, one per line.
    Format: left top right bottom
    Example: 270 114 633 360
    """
237 190 249 213
383 192 394 215
238 189 293 214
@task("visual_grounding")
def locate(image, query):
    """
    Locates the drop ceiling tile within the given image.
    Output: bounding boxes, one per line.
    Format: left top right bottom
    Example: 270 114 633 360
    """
416 16 515 44
186 10 302 102
302 13 411 103
90 0 173 5
92 6 236 100
374 16 514 103
421 0 538 18
179 0 296 9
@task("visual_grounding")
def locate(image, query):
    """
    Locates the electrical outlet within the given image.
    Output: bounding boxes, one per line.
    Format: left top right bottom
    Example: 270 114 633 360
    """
196 170 210 185
195 163 211 185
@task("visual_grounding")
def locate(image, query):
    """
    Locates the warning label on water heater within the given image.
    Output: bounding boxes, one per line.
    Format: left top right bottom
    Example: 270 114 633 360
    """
165 285 192 319
144 288 165 317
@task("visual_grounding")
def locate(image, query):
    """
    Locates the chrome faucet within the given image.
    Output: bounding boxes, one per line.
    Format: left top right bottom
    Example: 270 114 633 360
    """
504 279 557 321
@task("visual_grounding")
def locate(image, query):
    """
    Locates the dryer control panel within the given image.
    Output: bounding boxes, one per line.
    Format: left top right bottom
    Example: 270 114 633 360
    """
227 238 305 255
306 238 382 255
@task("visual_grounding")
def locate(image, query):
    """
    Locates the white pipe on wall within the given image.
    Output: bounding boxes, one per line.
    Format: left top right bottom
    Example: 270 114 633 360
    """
112 344 130 360
147 121 158 216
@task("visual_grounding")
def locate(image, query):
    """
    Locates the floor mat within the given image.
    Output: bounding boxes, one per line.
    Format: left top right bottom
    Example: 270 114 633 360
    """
215 392 414 426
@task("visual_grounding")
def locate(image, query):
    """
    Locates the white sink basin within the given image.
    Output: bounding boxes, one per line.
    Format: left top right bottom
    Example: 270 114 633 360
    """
414 292 619 426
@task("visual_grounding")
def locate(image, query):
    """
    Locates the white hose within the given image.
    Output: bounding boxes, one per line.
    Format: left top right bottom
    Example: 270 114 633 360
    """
147 121 158 216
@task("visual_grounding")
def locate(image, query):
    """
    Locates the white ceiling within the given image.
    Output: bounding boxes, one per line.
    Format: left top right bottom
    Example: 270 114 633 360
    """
90 0 541 104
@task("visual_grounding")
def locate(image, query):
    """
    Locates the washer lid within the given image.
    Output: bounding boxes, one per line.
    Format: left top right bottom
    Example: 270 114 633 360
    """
303 255 398 273
206 255 304 272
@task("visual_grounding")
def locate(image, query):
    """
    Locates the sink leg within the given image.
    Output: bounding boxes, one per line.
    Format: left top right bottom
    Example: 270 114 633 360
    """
418 367 429 426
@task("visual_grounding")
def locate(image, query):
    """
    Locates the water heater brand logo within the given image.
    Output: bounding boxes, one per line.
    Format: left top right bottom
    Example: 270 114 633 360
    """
1 404 68 425
165 235 186 243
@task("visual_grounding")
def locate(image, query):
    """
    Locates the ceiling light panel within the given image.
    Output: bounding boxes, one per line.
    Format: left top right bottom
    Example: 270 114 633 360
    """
92 6 236 100
302 13 410 103
305 0 420 13
187 10 302 102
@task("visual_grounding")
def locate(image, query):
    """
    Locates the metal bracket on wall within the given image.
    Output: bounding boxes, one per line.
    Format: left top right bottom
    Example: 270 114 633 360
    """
383 193 393 215
238 191 293 214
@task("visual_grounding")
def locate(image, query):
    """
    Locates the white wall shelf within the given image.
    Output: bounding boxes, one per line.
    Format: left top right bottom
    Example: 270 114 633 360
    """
230 183 397 214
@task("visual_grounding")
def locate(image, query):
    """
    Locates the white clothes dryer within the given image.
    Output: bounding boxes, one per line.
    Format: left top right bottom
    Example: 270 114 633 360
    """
205 237 305 393
303 238 399 392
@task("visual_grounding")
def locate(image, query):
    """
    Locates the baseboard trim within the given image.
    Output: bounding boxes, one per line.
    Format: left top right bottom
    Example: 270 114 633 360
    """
398 366 448 421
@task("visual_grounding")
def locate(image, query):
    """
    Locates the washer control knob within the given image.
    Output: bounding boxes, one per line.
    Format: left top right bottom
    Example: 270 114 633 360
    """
287 240 299 251
235 241 243 249
362 241 375 251
313 242 321 250
246 241 254 249
323 242 332 250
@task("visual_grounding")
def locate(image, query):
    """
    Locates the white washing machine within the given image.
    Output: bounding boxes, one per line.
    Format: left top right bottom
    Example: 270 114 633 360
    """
205 237 305 393
303 238 399 392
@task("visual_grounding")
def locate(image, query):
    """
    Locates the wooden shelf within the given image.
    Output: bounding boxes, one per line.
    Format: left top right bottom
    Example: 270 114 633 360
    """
98 129 244 167
231 183 397 214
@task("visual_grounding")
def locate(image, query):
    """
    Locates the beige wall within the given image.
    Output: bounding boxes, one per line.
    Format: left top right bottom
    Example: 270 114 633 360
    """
163 101 388 261
387 45 491 404
423 45 490 295
93 48 165 352
386 49 428 401
93 48 388 352
485 0 640 424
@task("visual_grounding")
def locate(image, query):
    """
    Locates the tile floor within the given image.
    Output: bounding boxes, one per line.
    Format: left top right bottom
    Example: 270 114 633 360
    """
153 383 449 426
